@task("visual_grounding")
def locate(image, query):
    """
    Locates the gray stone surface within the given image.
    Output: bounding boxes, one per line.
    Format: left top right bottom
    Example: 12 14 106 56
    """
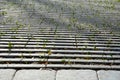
13 69 56 80
0 69 120 80
56 70 98 80
97 70 120 80
0 69 16 80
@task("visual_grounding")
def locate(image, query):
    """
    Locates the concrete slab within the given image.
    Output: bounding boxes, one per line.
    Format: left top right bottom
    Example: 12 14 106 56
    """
13 69 56 80
56 70 98 80
0 69 16 80
97 70 120 80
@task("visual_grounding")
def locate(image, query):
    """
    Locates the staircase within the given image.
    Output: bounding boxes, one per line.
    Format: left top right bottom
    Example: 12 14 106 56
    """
0 0 120 70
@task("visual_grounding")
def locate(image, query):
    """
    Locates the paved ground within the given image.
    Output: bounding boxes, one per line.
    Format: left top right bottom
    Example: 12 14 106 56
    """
0 69 120 80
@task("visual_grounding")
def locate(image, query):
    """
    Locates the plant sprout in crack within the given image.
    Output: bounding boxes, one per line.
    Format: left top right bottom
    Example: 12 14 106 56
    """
8 42 13 54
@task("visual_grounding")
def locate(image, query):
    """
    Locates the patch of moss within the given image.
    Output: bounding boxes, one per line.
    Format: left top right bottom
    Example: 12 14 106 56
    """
117 0 120 2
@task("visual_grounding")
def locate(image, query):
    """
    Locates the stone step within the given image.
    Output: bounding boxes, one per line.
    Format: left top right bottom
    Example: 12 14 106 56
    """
0 53 119 59
0 64 120 70
0 39 120 44
0 45 119 51
0 41 119 47
0 49 119 55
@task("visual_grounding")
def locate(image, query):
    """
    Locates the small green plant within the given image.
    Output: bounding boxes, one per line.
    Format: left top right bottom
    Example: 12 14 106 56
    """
75 35 78 48
0 11 7 16
24 34 33 47
54 26 57 35
61 59 66 64
67 24 72 30
67 59 72 65
0 32 5 38
8 42 13 49
47 49 52 55
107 40 112 45
11 35 16 38
88 37 92 41
43 40 48 48
117 0 120 2
93 45 97 50
8 42 13 53
44 49 52 68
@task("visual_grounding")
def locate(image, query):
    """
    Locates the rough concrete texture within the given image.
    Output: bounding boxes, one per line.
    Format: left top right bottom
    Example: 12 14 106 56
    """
97 70 120 80
13 69 56 80
56 70 98 80
1 69 120 80
0 69 16 80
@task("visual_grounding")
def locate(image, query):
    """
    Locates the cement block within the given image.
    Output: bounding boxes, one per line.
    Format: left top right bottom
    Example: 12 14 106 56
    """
13 69 56 80
97 70 120 80
56 70 98 80
0 69 16 80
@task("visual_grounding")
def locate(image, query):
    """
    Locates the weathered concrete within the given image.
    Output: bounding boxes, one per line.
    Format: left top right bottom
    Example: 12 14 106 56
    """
13 69 56 80
97 70 120 80
56 70 98 80
0 69 16 80
0 69 120 80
